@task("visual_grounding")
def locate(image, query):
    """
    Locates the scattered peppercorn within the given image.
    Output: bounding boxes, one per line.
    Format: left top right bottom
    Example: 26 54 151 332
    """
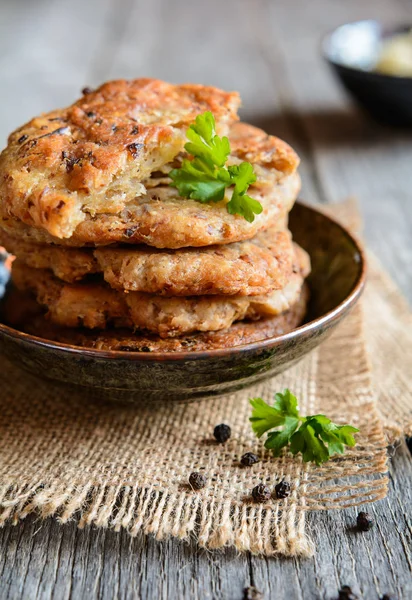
17 134 28 144
357 511 374 531
251 483 271 503
275 479 291 499
82 86 93 95
188 472 206 490
241 452 259 467
338 586 358 600
87 111 96 118
130 125 139 135
243 586 264 600
213 423 231 443
381 595 396 600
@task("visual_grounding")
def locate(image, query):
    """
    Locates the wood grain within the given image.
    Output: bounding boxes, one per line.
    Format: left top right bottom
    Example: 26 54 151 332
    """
0 0 411 598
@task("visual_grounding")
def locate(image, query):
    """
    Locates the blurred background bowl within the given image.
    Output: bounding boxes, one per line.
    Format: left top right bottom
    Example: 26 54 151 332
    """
323 20 412 126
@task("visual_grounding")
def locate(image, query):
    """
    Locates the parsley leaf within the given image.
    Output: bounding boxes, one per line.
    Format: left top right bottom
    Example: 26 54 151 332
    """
169 111 263 222
249 389 359 465
184 111 230 167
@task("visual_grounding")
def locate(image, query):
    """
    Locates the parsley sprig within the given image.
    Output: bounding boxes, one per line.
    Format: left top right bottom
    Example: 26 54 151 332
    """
250 389 359 465
169 111 263 222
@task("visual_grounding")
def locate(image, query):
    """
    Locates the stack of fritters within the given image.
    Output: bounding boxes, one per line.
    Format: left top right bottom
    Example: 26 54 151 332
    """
0 79 310 352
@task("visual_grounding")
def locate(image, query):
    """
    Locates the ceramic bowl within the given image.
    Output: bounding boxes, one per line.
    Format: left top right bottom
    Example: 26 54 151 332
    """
0 202 366 402
323 20 412 126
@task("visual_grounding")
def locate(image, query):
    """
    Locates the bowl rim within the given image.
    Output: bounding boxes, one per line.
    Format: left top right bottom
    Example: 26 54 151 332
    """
322 18 412 83
0 201 367 363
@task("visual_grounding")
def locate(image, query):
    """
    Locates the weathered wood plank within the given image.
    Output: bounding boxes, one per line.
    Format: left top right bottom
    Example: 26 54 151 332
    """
0 517 252 600
0 0 113 145
258 0 412 298
252 441 412 600
0 444 411 599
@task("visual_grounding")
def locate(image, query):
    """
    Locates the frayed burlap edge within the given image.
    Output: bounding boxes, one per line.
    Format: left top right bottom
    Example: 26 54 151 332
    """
0 482 315 556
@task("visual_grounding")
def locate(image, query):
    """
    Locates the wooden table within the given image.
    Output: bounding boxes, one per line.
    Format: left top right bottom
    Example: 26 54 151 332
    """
0 0 411 598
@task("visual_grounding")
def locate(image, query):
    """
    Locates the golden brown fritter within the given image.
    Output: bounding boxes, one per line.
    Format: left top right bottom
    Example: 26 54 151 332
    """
0 171 299 248
0 90 300 246
0 79 240 239
11 245 309 337
0 229 99 282
0 227 295 296
93 228 295 296
4 285 309 353
229 122 299 181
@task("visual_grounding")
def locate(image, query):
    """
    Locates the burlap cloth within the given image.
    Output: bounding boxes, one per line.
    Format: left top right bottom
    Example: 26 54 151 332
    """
0 201 410 557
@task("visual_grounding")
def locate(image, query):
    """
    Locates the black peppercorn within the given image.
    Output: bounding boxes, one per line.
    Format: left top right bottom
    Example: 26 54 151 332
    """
213 423 231 443
338 586 358 600
275 479 291 499
251 483 271 503
82 87 93 95
241 452 259 467
243 586 264 600
188 472 206 490
18 134 28 144
381 595 396 600
357 511 373 531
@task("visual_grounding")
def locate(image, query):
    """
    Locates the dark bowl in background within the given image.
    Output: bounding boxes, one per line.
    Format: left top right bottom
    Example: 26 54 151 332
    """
323 20 412 127
0 202 366 402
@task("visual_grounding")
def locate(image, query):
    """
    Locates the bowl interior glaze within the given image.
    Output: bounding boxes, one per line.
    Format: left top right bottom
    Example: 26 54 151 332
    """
0 202 366 402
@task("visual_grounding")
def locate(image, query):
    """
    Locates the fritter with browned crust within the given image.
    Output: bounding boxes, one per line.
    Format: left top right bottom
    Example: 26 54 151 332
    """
4 285 309 353
0 79 241 240
0 171 298 248
0 227 295 296
11 246 309 337
0 88 300 246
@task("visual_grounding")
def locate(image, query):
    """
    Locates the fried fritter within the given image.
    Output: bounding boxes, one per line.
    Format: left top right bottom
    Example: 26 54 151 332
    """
229 122 299 182
0 107 300 247
4 285 309 353
0 229 99 282
0 227 295 296
0 171 299 248
11 245 309 337
0 79 240 239
94 228 296 296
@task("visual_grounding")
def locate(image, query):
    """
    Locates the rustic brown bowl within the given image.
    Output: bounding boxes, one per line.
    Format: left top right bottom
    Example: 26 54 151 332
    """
0 202 366 402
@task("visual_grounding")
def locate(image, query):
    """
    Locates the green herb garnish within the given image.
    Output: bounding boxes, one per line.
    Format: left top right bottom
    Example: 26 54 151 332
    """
169 111 263 222
250 389 359 465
